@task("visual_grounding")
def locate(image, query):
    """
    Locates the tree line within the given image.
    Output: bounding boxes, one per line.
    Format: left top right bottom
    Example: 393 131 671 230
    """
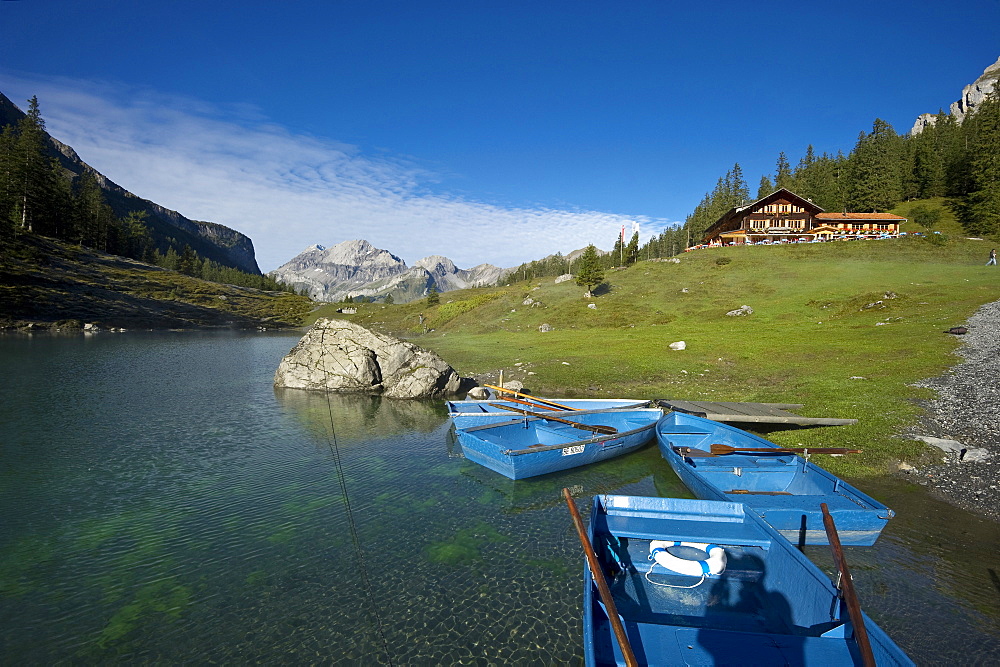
502 91 1000 288
501 223 690 284
684 91 1000 240
0 96 298 294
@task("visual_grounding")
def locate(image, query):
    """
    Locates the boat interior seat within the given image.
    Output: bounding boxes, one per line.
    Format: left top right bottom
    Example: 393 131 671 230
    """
694 456 797 469
592 619 862 666
601 514 774 547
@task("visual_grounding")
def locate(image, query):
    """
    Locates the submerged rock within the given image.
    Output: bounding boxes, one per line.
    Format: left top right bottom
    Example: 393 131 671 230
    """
274 318 466 398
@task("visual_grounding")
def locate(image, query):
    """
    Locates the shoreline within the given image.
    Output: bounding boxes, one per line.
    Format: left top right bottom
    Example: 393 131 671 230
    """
901 298 1000 523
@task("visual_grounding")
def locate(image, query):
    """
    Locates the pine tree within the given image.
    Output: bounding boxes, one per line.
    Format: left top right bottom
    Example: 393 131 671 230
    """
775 152 794 190
575 244 605 295
426 285 440 306
844 119 903 211
178 244 198 276
726 163 751 205
12 96 54 233
909 127 946 199
0 125 16 246
955 92 1000 236
120 210 152 261
611 229 625 266
756 174 774 199
625 231 639 265
42 158 74 240
384 293 394 305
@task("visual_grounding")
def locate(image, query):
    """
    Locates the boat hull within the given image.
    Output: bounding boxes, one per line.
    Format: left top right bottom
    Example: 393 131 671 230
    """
583 494 913 667
448 398 652 430
655 411 893 546
455 409 660 480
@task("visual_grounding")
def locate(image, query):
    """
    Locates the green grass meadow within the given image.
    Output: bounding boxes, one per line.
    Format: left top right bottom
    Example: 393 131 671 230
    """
312 231 998 478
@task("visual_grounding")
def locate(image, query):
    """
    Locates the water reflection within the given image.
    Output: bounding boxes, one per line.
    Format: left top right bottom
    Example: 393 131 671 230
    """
1 334 999 664
457 444 690 515
274 388 448 444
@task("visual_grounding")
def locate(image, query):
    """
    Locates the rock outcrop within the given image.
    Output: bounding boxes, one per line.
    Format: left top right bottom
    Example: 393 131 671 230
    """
274 318 466 398
911 57 1000 134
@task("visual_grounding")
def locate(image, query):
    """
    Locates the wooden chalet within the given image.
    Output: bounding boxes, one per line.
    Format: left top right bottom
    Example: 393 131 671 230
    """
699 188 907 246
814 212 907 238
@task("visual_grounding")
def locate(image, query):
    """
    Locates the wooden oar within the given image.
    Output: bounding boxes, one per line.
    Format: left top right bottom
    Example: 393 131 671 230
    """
489 404 618 435
563 488 638 667
501 394 581 413
821 503 876 667
710 444 863 456
484 384 578 411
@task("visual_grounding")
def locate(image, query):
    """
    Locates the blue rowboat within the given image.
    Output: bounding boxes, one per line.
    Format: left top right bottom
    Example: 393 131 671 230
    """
448 398 653 430
583 494 913 666
656 411 894 546
455 408 661 480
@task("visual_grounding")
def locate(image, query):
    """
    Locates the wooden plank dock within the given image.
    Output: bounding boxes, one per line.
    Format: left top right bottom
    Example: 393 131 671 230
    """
657 400 857 427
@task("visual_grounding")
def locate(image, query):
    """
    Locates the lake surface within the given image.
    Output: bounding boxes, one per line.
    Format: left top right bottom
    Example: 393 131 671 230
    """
1 332 998 664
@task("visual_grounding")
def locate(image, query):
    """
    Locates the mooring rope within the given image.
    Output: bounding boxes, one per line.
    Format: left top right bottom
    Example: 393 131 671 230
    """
319 327 394 666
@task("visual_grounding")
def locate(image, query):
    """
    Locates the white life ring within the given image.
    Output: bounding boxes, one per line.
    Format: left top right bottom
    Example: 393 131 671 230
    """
649 540 727 577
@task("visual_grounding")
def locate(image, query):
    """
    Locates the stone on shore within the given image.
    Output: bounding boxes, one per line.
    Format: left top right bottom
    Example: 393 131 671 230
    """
726 305 753 317
274 318 466 398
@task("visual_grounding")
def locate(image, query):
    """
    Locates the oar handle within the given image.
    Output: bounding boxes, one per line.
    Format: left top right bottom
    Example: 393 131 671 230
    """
820 503 876 667
563 488 638 667
710 444 862 455
484 384 577 411
502 394 576 413
489 404 617 435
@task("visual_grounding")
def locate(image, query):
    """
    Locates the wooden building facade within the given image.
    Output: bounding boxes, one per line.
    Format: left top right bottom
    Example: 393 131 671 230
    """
699 188 907 246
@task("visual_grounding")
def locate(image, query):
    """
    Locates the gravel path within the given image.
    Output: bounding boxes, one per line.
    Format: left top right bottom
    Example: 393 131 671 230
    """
903 299 1000 522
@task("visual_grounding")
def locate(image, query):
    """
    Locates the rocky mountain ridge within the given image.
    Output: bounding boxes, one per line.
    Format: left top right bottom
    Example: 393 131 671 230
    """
0 91 261 274
911 56 1000 134
268 239 505 303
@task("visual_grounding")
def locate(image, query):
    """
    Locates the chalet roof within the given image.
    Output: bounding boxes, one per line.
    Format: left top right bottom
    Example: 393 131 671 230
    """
702 188 825 239
741 188 825 215
815 212 907 221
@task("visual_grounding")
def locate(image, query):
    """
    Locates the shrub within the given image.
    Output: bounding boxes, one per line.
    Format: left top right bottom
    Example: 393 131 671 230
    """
923 232 949 246
715 256 732 266
910 204 942 229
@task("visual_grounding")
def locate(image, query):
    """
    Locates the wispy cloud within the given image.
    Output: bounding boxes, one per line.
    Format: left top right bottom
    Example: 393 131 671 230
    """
1 73 676 271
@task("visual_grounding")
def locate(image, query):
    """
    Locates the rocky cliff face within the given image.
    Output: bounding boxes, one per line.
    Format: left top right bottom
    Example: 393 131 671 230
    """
269 240 505 303
912 57 1000 134
412 255 506 292
0 91 261 274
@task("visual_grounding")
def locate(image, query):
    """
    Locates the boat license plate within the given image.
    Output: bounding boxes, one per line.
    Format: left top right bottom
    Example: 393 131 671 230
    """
561 445 586 456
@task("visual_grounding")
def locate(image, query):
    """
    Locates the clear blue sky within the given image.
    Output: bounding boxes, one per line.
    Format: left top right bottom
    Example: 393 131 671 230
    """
2 0 999 271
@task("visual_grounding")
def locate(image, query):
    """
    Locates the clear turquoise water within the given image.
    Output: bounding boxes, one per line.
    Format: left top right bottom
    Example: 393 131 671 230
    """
0 332 998 664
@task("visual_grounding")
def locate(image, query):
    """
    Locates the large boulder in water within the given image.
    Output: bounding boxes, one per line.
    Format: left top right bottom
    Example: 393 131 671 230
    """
274 318 466 398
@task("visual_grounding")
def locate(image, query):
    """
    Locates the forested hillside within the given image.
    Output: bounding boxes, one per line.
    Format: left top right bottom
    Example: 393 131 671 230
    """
502 90 1000 286
684 94 1000 241
0 95 292 293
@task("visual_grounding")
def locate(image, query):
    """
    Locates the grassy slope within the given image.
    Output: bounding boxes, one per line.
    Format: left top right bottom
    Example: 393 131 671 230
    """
0 234 313 329
317 232 998 477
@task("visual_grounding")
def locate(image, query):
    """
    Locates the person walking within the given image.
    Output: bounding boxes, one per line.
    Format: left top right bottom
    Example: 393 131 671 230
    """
988 248 997 266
